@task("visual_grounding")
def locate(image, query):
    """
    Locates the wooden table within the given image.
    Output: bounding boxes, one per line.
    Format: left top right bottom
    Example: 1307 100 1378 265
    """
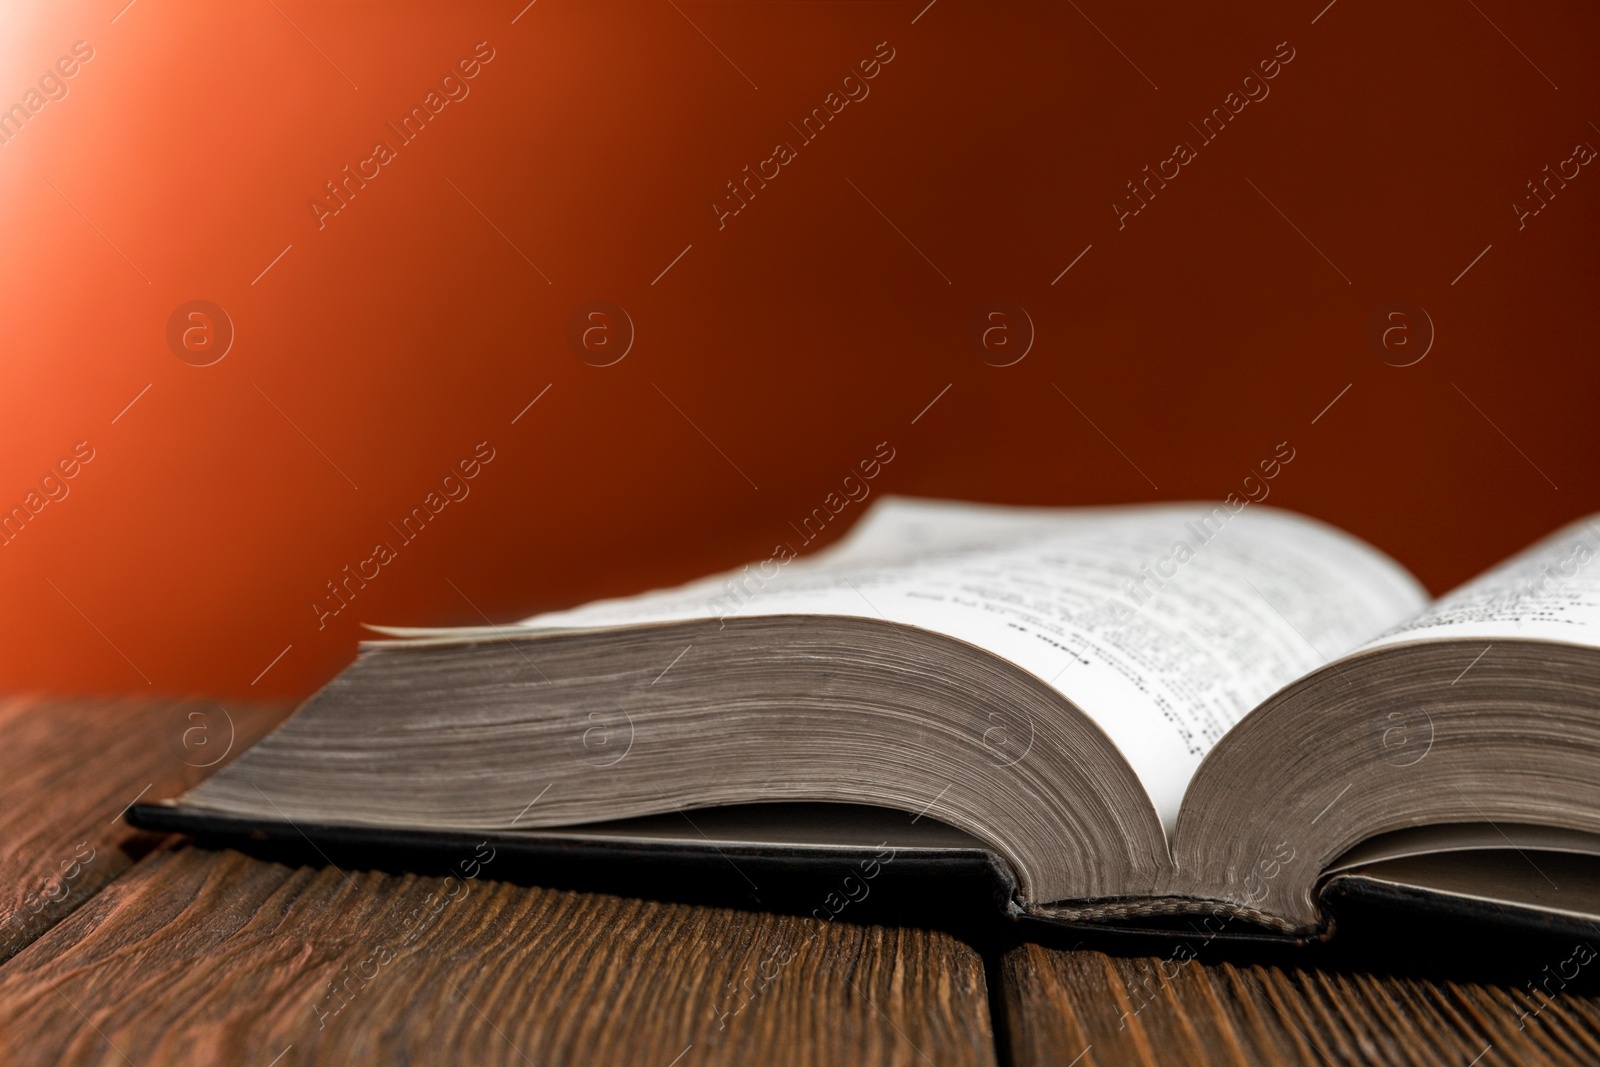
0 696 1595 1066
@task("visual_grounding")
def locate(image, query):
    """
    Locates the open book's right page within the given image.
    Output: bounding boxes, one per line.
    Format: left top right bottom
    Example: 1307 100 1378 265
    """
1360 514 1600 651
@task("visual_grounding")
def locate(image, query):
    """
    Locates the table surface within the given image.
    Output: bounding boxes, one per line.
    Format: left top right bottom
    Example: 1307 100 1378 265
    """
1 695 1595 1066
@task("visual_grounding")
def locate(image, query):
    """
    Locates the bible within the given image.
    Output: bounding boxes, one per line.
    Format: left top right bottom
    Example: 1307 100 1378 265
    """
132 497 1600 941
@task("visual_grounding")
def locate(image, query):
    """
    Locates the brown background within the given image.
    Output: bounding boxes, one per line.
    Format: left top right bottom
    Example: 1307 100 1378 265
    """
0 0 1595 700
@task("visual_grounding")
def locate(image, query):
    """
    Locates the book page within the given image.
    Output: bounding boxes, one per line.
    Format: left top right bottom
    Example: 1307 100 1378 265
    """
1361 513 1600 651
510 498 1427 832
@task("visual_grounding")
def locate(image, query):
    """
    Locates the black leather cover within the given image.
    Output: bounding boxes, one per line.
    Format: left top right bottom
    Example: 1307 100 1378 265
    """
126 802 1020 933
127 803 1600 952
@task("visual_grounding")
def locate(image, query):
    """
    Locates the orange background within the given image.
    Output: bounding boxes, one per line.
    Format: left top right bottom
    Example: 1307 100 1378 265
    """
1 0 1596 700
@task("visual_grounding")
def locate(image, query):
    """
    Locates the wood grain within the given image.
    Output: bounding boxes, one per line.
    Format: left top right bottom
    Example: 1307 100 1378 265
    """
0 841 997 1067
7 696 1600 1067
1001 942 1600 1067
0 695 289 966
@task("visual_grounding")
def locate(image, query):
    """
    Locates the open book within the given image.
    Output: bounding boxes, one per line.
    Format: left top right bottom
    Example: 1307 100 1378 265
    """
133 497 1600 940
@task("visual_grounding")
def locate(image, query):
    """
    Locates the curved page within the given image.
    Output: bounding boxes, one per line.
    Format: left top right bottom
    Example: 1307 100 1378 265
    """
1361 514 1600 651
507 497 1426 833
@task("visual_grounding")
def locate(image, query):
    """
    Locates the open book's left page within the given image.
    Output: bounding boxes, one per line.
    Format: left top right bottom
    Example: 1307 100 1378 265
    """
448 497 1425 833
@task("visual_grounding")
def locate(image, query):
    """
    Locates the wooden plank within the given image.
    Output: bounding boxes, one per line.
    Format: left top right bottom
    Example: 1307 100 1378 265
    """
0 695 289 965
0 841 997 1066
1001 943 1600 1067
